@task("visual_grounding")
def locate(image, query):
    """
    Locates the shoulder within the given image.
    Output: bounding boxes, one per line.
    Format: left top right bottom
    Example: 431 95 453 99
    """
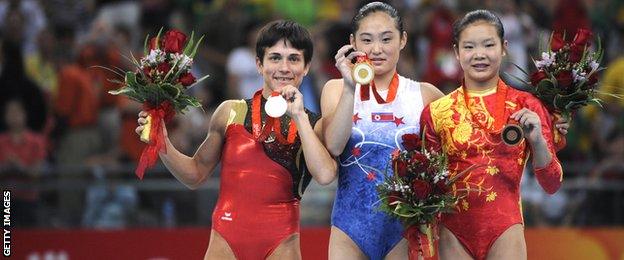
426 87 461 114
322 78 344 90
320 78 345 101
418 82 445 105
213 99 246 126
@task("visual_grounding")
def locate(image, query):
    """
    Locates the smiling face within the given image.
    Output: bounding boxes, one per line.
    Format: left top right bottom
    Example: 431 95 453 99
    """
455 21 507 88
351 11 406 77
256 39 310 93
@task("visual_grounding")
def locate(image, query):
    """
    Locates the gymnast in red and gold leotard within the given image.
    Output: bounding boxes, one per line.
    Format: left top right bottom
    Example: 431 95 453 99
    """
136 20 336 260
419 10 567 260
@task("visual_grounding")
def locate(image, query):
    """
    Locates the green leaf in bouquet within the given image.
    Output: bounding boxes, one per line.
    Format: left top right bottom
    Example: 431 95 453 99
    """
108 86 145 103
143 34 150 56
501 71 533 92
155 27 164 50
161 83 181 99
124 71 140 89
189 35 205 58
183 31 195 56
588 98 603 108
108 86 134 96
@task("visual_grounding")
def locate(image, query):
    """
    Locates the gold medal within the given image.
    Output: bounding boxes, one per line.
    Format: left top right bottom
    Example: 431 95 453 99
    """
352 57 374 85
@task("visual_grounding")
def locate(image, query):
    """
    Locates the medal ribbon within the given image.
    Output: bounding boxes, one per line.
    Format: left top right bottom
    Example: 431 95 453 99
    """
252 89 297 144
462 79 508 133
360 71 399 104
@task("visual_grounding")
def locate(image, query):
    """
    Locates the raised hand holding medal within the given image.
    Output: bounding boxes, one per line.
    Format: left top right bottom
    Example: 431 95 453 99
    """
346 49 374 85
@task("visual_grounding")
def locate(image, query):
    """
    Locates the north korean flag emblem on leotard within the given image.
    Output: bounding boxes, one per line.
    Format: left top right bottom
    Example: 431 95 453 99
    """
371 112 394 122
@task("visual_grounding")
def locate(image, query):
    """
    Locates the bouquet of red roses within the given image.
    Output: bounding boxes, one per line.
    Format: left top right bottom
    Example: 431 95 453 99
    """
107 28 208 179
377 133 483 259
507 28 614 120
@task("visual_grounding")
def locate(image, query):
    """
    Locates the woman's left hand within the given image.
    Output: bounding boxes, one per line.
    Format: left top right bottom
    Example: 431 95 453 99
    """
510 108 544 144
280 85 305 119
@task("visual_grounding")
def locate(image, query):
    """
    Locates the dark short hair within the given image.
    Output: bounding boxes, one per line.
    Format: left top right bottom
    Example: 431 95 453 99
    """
352 1 404 35
255 20 313 65
453 9 504 46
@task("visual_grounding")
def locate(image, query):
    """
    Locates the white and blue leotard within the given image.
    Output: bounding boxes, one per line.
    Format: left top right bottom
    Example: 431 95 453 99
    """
331 75 424 259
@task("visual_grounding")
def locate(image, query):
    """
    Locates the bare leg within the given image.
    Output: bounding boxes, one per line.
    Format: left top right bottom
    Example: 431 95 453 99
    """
486 224 526 260
268 234 302 260
329 226 367 260
438 225 472 260
203 230 236 260
385 238 408 260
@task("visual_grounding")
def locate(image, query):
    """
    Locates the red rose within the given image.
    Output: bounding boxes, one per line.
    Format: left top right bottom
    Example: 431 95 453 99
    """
588 73 598 85
555 70 574 90
583 73 598 90
550 31 565 52
142 66 152 77
395 159 409 177
402 133 421 151
157 62 171 74
568 44 584 63
530 70 548 86
434 180 449 194
412 180 432 200
179 72 196 87
148 37 158 50
162 29 187 53
572 28 592 47
411 152 428 164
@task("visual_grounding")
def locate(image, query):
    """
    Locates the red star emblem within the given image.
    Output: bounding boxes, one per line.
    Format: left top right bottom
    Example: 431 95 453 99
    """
366 172 376 181
352 113 362 124
351 147 361 157
393 116 405 126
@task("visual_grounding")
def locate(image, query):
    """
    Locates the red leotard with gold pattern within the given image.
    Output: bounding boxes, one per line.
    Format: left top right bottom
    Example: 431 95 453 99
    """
420 80 563 260
211 98 319 260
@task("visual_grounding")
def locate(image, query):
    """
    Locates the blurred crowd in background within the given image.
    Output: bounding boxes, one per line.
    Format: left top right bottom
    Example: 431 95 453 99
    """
1 0 623 230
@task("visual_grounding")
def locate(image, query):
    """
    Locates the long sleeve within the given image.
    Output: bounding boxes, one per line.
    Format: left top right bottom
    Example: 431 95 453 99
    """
420 104 442 153
526 97 564 194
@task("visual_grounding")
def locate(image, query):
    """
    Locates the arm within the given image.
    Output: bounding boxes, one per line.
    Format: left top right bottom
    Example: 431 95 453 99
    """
282 86 337 185
136 101 232 189
320 45 365 156
511 104 563 194
420 104 443 153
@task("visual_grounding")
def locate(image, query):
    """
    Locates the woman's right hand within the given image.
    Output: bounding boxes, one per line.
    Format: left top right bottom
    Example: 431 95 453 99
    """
136 111 168 141
334 45 366 90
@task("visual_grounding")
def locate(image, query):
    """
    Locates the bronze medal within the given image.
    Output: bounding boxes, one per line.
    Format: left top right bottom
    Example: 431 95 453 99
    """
502 124 523 146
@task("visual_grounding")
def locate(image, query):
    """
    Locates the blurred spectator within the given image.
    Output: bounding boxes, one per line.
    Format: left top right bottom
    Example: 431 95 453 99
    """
0 98 48 227
552 0 591 35
497 0 536 80
226 21 264 99
422 3 460 92
0 0 47 55
54 41 103 226
25 27 59 99
82 169 138 229
0 37 48 133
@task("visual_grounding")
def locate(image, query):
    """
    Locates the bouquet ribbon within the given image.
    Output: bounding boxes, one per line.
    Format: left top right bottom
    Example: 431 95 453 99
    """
136 101 175 179
405 224 438 260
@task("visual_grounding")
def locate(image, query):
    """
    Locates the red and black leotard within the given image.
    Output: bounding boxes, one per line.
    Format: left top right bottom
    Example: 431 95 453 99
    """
211 97 319 260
